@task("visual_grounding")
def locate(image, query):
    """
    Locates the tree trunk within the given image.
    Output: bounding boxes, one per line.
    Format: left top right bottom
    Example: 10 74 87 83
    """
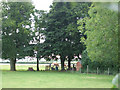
68 56 71 70
37 57 39 71
61 56 65 71
10 58 16 71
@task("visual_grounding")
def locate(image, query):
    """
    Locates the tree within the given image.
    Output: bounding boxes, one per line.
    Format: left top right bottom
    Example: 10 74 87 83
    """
80 3 118 68
39 2 91 70
33 10 46 71
67 2 91 69
2 1 35 71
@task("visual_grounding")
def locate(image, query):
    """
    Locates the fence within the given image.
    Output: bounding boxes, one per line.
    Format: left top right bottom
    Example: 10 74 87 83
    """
75 65 120 75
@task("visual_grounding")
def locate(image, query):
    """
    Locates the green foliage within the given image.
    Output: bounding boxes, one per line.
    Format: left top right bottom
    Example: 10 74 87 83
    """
81 50 118 75
33 10 47 59
38 2 91 60
2 2 35 59
33 2 92 70
80 3 118 65
81 50 91 65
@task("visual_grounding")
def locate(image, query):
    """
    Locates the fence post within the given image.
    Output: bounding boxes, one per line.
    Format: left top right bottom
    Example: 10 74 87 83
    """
87 65 88 74
97 67 98 74
108 68 109 75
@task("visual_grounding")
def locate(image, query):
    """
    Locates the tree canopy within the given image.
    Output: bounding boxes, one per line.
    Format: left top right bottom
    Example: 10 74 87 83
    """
79 3 118 67
2 1 35 71
36 2 91 70
1 1 119 73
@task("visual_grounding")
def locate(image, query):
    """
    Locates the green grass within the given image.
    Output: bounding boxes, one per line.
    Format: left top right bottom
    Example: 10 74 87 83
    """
1 64 46 71
1 65 115 88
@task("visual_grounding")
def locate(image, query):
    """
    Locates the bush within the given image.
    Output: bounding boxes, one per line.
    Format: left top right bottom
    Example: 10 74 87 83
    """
81 50 118 75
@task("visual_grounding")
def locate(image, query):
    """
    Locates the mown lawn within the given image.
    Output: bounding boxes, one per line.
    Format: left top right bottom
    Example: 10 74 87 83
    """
1 64 46 71
1 64 114 88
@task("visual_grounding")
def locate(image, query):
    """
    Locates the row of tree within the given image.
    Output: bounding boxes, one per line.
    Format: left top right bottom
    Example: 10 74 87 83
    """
1 1 119 72
37 2 91 71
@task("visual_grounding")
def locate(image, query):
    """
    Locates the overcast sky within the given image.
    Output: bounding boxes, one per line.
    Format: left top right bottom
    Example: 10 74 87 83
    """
32 0 54 12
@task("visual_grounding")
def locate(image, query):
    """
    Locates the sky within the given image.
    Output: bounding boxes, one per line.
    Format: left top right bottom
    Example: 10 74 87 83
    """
0 0 54 11
32 0 54 12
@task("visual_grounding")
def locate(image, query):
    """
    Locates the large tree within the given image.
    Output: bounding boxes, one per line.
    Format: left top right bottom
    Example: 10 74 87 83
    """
80 3 119 68
2 1 35 71
39 2 91 70
66 2 91 69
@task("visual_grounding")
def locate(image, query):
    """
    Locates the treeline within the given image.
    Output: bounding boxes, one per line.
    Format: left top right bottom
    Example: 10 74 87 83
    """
1 0 119 73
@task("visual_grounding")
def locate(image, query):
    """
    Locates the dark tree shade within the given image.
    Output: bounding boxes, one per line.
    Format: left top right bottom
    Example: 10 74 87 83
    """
37 2 91 70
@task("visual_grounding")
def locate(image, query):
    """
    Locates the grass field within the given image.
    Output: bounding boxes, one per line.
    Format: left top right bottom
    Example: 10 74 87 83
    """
0 64 115 88
1 64 47 71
